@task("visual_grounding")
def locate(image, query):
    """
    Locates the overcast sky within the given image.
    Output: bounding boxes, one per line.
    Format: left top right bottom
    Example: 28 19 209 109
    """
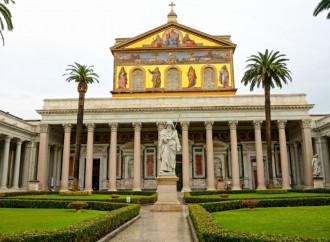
0 0 329 120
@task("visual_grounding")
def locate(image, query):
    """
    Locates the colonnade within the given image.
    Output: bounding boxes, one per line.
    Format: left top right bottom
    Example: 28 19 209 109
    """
0 136 38 190
33 119 315 191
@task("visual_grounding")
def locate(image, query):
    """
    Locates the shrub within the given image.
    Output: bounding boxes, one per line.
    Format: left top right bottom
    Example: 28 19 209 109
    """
0 203 140 241
111 194 120 199
0 191 59 197
256 189 287 194
93 190 156 196
67 201 88 212
59 191 92 196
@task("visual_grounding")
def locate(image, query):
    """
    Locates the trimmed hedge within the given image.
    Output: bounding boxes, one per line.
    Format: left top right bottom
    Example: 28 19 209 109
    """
59 191 92 196
0 199 140 242
1 192 158 204
189 197 330 241
188 204 317 242
201 197 330 213
189 190 256 196
0 191 58 197
256 189 287 194
93 190 156 196
289 188 330 194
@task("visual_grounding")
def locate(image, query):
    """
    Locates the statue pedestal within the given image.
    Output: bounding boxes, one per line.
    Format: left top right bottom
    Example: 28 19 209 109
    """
154 175 181 212
217 181 225 191
313 177 324 189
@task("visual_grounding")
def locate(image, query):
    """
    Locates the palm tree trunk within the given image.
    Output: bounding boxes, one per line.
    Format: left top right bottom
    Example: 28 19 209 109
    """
265 81 274 189
73 82 87 191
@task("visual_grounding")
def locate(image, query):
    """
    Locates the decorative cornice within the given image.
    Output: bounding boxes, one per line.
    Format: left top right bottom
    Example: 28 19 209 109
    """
252 120 263 129
86 123 95 132
204 121 214 130
109 122 118 132
39 124 49 133
63 124 72 133
132 122 142 131
301 119 312 129
276 120 287 129
228 121 238 130
156 121 166 131
36 104 314 115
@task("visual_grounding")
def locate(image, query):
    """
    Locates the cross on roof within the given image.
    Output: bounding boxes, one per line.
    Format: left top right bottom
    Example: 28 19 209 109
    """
169 2 175 12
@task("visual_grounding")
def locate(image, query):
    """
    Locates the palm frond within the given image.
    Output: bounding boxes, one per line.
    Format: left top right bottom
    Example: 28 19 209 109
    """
313 0 330 18
241 49 292 91
63 62 100 84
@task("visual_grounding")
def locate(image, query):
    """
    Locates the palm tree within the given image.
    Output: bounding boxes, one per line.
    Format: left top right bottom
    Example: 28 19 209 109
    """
241 50 292 189
313 0 330 19
63 62 99 191
0 0 14 46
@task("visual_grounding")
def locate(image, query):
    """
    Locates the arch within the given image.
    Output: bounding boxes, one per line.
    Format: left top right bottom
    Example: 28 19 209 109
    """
129 67 146 92
200 65 217 90
164 65 182 91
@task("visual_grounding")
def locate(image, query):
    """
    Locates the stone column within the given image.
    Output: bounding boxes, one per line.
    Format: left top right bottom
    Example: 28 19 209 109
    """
51 145 58 190
28 141 37 181
37 124 50 190
229 121 241 190
108 122 118 191
301 120 314 188
277 120 291 189
318 137 330 186
60 124 71 191
205 121 215 191
83 123 94 191
12 139 23 189
253 120 266 189
181 121 190 192
21 142 32 189
55 146 62 188
156 122 166 176
133 122 142 191
293 142 302 186
0 136 12 189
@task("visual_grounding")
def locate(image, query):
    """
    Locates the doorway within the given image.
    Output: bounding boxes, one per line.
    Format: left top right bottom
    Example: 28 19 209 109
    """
92 159 100 191
175 154 183 191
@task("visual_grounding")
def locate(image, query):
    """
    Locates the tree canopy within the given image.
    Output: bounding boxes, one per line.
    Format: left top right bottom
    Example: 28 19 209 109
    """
63 62 99 84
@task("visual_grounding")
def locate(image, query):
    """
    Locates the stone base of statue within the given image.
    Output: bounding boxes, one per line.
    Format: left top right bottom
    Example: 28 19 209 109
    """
313 177 324 189
154 174 182 212
217 180 225 191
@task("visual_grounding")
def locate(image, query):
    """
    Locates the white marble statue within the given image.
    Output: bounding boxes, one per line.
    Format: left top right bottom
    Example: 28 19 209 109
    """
312 154 321 177
158 120 181 174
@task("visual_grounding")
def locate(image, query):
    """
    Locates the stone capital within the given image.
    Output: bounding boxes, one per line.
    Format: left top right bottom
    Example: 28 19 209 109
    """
228 121 238 130
316 136 328 144
16 139 23 145
180 121 190 131
62 124 72 133
109 122 118 132
25 141 33 149
276 120 287 129
156 121 166 131
39 123 49 133
252 120 263 129
293 141 299 148
4 135 13 143
301 119 311 129
133 122 142 131
85 123 95 132
53 145 59 151
204 121 214 130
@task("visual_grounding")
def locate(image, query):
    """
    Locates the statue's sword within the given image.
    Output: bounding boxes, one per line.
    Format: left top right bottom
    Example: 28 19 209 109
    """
174 113 182 129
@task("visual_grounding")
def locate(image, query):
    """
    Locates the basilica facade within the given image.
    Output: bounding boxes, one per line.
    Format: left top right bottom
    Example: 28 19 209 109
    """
0 12 329 192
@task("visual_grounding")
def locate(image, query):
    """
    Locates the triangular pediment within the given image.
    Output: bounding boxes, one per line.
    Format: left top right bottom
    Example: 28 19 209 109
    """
111 22 236 51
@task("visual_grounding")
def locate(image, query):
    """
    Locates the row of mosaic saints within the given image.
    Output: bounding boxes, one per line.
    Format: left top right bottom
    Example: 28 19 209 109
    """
117 65 230 89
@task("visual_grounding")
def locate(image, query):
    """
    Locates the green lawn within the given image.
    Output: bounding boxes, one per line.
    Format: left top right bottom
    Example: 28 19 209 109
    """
0 208 107 235
195 192 330 199
13 194 148 200
212 206 330 240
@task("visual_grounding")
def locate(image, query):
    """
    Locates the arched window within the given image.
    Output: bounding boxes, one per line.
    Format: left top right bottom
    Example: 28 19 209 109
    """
203 67 214 89
167 68 180 90
132 69 143 91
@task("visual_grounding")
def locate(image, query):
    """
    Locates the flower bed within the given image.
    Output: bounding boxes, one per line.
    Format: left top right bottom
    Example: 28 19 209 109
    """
189 197 330 241
0 199 140 241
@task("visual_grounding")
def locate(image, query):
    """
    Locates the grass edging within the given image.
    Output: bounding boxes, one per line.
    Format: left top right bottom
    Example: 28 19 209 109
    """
188 197 330 242
0 199 140 242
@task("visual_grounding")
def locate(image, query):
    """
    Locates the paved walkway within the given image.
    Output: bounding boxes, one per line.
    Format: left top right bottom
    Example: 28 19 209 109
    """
110 193 192 242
